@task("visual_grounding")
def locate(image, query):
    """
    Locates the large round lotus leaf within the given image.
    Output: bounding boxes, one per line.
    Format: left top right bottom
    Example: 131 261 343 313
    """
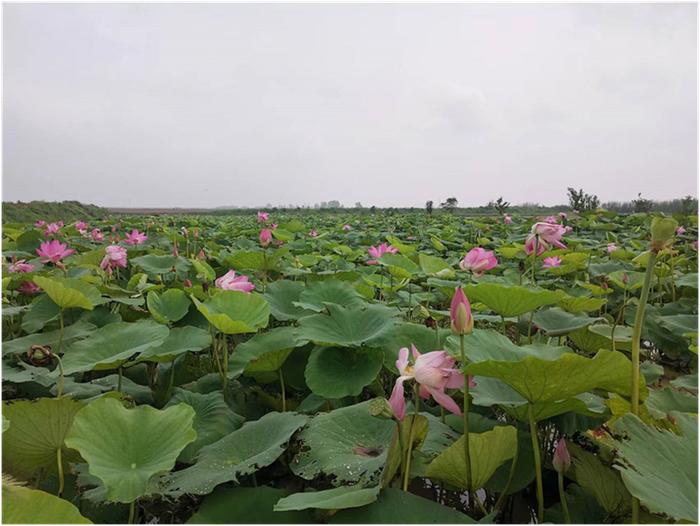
330 487 474 523
221 250 266 271
613 412 697 522
64 397 196 503
418 253 454 278
425 425 517 491
2 484 92 524
21 294 60 333
165 389 244 464
147 289 191 324
305 346 383 398
192 291 270 334
466 349 644 407
33 276 103 310
532 308 604 336
378 253 419 279
263 280 313 321
677 273 698 289
297 303 399 347
61 320 169 374
568 326 614 353
557 294 607 314
294 279 365 312
137 326 211 362
2 319 96 357
274 485 380 512
228 326 306 379
187 486 313 524
131 254 191 275
445 329 569 364
291 400 395 486
152 411 308 497
463 283 565 317
658 314 698 338
2 397 83 478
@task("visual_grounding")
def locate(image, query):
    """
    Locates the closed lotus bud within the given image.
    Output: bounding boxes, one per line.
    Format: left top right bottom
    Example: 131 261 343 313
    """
183 279 193 288
650 217 678 252
450 287 473 335
552 438 571 474
368 398 395 420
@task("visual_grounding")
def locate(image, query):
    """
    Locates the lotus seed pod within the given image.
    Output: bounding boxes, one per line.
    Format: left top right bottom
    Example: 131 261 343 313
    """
650 216 678 252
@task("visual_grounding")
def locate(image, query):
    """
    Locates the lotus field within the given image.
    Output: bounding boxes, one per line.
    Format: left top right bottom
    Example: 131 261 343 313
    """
2 210 698 524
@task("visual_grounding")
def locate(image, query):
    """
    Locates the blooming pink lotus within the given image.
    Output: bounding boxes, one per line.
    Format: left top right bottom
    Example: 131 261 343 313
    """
100 245 128 273
36 240 75 264
524 235 547 256
677 226 686 235
215 270 255 293
389 344 468 420
559 212 568 219
309 229 318 238
44 222 63 235
459 247 498 277
90 228 104 242
257 211 269 223
8 259 34 273
503 215 512 225
525 222 567 254
34 220 46 228
607 243 618 253
260 229 273 247
542 256 562 269
124 229 148 246
75 221 89 234
343 224 352 231
450 287 474 335
544 215 558 224
367 243 398 264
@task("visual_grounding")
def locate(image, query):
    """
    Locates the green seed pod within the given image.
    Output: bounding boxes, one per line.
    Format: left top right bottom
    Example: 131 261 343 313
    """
650 216 678 252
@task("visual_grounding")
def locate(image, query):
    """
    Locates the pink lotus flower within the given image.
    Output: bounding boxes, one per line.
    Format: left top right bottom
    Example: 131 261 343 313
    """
525 222 567 254
343 224 352 231
44 222 63 235
260 229 273 247
544 215 558 224
257 211 269 223
524 234 547 255
542 256 562 269
559 212 568 219
389 344 468 420
270 223 278 230
607 243 618 253
100 245 128 273
8 259 34 273
215 270 255 293
17 281 41 295
309 229 318 238
75 221 89 234
34 220 46 228
124 229 148 246
367 243 398 264
503 214 512 225
90 228 104 242
36 240 75 264
459 247 498 277
676 226 686 235
450 287 473 335
552 438 571 474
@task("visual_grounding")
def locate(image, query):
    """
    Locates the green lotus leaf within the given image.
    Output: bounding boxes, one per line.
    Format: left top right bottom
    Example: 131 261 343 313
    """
291 400 395 486
446 329 570 364
64 397 196 503
147 289 191 324
61 320 169 374
3 319 97 357
165 389 244 464
191 258 216 282
658 314 698 338
329 487 475 523
222 250 266 270
305 346 383 398
466 349 644 407
187 486 312 524
558 295 607 314
274 485 381 512
378 253 420 279
192 291 270 334
532 308 604 336
2 397 83 478
131 254 191 276
375 322 450 370
676 272 698 289
463 283 566 317
33 276 102 310
425 425 518 491
228 326 306 379
2 484 92 524
645 387 698 419
152 411 307 497
137 326 211 362
263 280 313 321
294 279 365 312
418 253 454 278
570 443 630 516
21 294 60 333
613 412 697 522
297 303 399 347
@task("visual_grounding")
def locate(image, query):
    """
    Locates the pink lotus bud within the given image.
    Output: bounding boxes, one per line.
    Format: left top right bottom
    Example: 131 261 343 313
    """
259 229 273 247
450 287 473 335
552 438 571 474
503 214 512 225
183 279 193 288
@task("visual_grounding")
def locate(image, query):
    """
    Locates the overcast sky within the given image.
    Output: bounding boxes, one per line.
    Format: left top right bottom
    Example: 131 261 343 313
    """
3 3 697 208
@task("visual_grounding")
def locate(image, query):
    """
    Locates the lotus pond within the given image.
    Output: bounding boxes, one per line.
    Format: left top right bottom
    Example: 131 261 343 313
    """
1 210 698 524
